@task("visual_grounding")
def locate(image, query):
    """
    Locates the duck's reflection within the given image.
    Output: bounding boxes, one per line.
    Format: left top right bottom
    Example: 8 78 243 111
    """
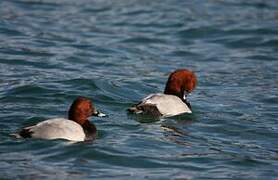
160 114 195 146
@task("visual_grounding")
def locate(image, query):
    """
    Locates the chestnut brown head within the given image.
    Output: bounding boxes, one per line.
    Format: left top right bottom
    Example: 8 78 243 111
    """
164 69 197 100
68 97 95 125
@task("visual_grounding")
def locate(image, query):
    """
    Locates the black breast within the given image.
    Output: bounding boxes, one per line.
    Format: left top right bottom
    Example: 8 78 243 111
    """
82 121 97 141
183 99 192 110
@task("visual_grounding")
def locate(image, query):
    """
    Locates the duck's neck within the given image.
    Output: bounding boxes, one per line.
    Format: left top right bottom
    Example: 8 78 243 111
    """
164 85 184 101
164 89 191 110
81 121 97 141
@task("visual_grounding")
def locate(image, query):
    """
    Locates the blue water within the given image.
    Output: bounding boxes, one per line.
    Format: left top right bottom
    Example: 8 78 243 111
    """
1 0 278 179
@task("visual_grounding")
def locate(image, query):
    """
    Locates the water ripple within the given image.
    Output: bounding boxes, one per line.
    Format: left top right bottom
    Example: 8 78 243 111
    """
1 0 278 179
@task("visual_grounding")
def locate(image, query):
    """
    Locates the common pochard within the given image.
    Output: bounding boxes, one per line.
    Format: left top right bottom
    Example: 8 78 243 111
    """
128 69 197 117
15 97 106 141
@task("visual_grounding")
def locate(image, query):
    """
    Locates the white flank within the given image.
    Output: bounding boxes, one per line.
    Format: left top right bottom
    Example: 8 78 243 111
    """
141 93 192 117
24 118 85 141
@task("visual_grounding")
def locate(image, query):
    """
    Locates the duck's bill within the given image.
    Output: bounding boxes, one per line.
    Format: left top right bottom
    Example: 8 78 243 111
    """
183 92 190 99
93 110 107 117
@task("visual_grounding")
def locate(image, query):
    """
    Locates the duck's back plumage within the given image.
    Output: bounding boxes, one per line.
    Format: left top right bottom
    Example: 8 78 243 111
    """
20 118 86 141
129 93 192 117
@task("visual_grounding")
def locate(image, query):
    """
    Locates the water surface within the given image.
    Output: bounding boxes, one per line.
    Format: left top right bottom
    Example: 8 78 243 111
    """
1 0 278 179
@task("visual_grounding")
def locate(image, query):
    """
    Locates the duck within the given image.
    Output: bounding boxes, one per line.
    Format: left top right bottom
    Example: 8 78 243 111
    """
15 97 106 142
128 69 197 117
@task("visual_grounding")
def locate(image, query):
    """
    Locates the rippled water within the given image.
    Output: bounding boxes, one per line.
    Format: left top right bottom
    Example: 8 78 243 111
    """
1 0 278 179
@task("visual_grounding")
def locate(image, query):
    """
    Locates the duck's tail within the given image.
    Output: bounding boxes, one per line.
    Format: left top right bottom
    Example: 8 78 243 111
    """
127 106 143 114
128 104 162 117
